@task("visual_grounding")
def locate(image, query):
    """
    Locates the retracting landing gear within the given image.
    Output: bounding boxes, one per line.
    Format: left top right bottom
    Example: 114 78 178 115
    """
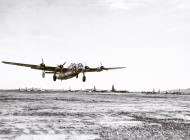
53 74 56 81
82 76 86 82
82 73 86 82
42 71 45 78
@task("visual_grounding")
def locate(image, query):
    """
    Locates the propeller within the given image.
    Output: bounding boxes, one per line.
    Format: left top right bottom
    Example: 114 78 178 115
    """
57 62 66 72
40 58 46 78
57 62 66 68
40 58 45 68
99 62 107 70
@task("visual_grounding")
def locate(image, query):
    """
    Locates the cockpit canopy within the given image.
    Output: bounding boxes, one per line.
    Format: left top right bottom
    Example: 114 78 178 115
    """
68 63 84 69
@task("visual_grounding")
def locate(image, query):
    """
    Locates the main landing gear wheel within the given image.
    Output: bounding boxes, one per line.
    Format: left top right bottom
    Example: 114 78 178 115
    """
82 76 86 82
53 75 56 81
42 72 45 78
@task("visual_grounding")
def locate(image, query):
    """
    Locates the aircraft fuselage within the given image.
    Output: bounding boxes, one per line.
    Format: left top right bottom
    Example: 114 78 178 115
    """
55 71 79 80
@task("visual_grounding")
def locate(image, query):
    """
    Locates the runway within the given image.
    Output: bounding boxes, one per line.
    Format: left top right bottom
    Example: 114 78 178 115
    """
0 91 190 140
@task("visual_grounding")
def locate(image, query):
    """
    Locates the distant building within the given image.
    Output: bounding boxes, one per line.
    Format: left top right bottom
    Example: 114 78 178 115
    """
153 88 155 94
93 85 96 92
111 85 116 92
158 89 160 94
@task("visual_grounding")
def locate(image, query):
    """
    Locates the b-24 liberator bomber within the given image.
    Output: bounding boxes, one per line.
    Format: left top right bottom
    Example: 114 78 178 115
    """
2 59 125 82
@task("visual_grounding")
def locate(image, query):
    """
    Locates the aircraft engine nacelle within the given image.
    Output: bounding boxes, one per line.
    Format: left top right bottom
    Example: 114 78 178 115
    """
85 66 89 69
97 66 104 72
97 68 102 72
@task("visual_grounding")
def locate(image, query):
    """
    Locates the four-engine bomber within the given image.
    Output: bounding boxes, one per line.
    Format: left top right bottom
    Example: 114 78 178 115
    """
2 59 125 82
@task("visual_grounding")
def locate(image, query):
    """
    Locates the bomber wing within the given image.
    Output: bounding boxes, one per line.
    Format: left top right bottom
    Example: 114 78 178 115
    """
2 61 68 72
84 66 126 72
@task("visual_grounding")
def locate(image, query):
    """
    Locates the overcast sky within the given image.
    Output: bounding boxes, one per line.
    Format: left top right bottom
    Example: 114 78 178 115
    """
0 0 190 91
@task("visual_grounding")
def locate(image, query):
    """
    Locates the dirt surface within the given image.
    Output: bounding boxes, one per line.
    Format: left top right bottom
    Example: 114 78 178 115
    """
0 91 190 140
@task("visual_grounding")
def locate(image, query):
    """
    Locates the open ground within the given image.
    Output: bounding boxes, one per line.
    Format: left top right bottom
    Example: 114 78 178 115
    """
0 91 190 140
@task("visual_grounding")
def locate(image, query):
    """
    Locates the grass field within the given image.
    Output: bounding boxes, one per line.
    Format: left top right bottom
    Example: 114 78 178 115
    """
0 91 190 140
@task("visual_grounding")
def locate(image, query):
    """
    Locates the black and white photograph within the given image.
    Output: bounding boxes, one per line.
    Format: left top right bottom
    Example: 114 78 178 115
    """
0 0 190 139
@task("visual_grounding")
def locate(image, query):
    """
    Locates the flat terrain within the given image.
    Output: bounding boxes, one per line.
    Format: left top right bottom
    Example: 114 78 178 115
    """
0 91 190 140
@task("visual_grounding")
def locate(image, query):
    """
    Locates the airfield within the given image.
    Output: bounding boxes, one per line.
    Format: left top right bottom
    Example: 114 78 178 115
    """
0 90 190 140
